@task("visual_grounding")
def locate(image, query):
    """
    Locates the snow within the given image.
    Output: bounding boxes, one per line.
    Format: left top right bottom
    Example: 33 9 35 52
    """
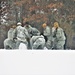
19 43 27 50
0 50 75 75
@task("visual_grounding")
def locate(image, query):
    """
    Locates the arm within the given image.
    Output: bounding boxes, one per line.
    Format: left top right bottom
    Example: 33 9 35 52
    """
24 28 30 39
44 27 50 36
56 28 63 39
30 37 34 49
12 28 17 39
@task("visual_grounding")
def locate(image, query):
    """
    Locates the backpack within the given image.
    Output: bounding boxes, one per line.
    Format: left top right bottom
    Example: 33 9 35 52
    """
63 30 67 49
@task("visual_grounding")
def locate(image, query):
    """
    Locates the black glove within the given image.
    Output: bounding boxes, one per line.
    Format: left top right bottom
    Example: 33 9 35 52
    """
13 38 17 41
53 34 56 38
26 38 30 42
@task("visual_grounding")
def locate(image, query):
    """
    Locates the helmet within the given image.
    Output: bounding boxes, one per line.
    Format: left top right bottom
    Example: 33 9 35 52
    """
17 22 22 26
42 23 47 28
54 22 59 28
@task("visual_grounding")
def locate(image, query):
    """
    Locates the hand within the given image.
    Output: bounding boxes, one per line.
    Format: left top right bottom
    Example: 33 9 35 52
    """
13 37 17 40
53 35 56 38
26 38 30 42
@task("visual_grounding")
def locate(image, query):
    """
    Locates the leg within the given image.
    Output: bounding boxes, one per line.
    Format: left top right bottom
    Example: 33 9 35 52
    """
16 40 21 49
56 41 65 50
46 40 52 49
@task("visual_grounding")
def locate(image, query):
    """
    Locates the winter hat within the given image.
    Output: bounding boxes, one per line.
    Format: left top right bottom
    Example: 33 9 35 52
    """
17 22 22 26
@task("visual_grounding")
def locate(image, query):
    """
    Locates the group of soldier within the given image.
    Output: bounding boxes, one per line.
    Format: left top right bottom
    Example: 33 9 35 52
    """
4 21 66 50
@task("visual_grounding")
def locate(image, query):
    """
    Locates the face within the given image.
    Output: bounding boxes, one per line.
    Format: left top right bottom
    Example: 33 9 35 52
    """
54 25 57 29
43 26 46 29
26 24 29 27
54 23 59 29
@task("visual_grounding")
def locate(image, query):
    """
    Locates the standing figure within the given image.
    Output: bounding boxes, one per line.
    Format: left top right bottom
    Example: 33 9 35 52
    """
13 22 30 49
4 25 16 49
24 22 34 49
42 23 52 49
52 22 66 50
24 22 33 37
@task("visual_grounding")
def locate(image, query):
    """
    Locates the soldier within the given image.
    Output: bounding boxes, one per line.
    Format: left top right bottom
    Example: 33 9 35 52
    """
24 22 41 49
24 22 33 37
24 22 34 49
4 25 16 49
13 22 30 49
30 31 45 49
42 23 52 49
31 27 40 36
52 22 66 49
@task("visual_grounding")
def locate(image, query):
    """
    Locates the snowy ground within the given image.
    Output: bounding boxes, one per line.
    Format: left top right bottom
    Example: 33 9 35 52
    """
0 50 75 75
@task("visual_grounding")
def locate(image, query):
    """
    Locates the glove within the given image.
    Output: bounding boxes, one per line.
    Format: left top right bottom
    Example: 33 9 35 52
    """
53 34 56 38
13 37 17 40
13 38 17 42
26 38 30 42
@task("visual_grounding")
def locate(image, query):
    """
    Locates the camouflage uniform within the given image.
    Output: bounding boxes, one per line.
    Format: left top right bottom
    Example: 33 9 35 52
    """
52 27 66 49
13 25 30 49
4 28 16 49
31 27 40 36
24 25 33 37
43 26 52 49
30 35 45 49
